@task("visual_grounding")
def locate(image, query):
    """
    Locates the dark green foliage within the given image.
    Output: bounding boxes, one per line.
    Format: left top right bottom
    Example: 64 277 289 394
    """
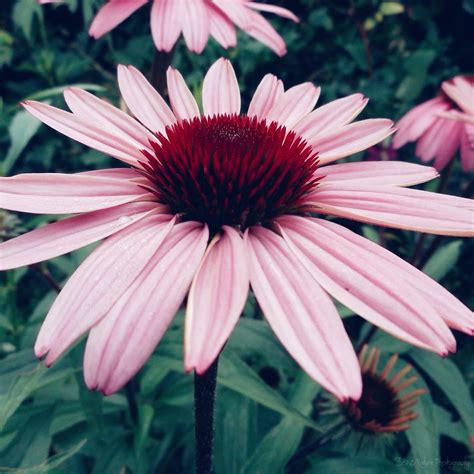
0 0 473 472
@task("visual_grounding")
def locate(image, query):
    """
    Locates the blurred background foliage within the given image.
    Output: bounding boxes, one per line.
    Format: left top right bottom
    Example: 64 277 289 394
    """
0 0 473 472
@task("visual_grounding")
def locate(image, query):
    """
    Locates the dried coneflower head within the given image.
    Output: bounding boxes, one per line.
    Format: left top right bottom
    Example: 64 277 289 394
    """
344 345 426 433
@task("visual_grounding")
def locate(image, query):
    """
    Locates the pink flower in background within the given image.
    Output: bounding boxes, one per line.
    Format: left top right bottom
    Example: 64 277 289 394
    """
39 0 298 55
393 76 474 171
1 59 473 401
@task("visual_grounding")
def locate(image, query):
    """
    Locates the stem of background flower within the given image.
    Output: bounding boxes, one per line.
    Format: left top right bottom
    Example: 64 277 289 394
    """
30 263 61 293
150 50 174 98
194 356 219 474
410 158 456 266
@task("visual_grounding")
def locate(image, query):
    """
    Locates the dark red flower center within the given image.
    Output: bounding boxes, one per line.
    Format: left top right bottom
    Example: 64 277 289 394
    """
139 114 319 232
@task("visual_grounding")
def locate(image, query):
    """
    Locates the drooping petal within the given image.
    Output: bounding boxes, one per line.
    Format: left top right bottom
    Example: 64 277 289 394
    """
277 216 458 353
265 83 320 130
202 58 241 116
22 101 144 166
392 98 449 149
207 4 237 49
315 162 438 187
460 124 474 171
84 221 208 394
247 2 299 22
166 67 200 121
293 94 367 141
89 0 148 38
180 0 210 53
245 226 362 401
117 65 176 133
442 76 474 115
415 117 463 170
35 214 176 365
185 226 249 373
309 119 395 165
240 10 287 56
305 185 474 236
247 74 284 119
211 0 253 29
0 201 161 270
64 87 155 150
150 0 182 52
0 172 150 214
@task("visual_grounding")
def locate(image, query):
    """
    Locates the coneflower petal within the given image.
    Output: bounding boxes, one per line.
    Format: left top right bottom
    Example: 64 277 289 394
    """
277 216 458 354
0 201 160 270
84 221 208 394
0 172 151 214
166 67 200 121
247 74 284 120
245 226 362 402
185 226 249 374
35 214 176 364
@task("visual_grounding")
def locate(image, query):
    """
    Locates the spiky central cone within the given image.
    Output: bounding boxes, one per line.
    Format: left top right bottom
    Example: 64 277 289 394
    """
141 114 319 231
352 373 399 426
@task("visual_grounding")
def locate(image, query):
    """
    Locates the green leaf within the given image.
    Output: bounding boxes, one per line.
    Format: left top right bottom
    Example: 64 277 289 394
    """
241 372 321 473
218 351 321 432
154 344 321 431
408 349 474 433
2 110 42 175
422 241 462 281
215 390 257 474
404 386 439 474
308 456 408 473
0 439 87 473
0 365 45 431
12 0 43 41
25 84 105 101
434 405 469 446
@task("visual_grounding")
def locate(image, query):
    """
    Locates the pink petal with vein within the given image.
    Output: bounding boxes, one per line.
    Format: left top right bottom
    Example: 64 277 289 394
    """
22 100 143 166
461 124 474 171
180 0 210 53
84 221 208 394
0 172 150 214
247 74 284 119
0 201 160 270
89 0 148 38
393 98 449 148
117 65 176 133
185 226 249 373
278 216 457 353
316 161 438 187
35 214 175 365
208 4 237 49
64 87 155 150
307 185 474 236
202 58 241 116
245 226 362 401
293 94 367 141
247 2 299 22
166 67 200 121
442 76 474 115
150 0 182 52
265 83 320 130
240 10 287 56
310 119 395 164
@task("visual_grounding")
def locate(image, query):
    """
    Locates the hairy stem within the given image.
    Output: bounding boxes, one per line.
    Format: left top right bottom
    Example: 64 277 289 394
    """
194 357 219 474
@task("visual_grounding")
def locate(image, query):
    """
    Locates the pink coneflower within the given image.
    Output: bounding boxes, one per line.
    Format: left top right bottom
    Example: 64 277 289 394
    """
393 75 474 171
39 0 298 55
1 59 473 401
